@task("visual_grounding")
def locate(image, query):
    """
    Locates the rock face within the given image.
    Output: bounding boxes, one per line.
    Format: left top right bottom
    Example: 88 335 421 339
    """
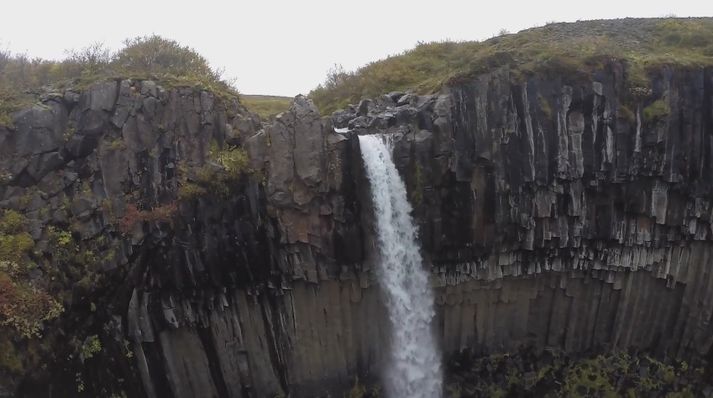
1 60 713 397
335 63 713 361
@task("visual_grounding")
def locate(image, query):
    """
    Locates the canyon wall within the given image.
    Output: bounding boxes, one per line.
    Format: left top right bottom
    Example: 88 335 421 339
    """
346 64 713 362
1 61 712 397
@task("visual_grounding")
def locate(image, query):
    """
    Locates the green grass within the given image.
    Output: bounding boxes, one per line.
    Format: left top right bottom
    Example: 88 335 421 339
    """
241 95 292 119
0 35 239 127
309 18 713 114
643 99 671 122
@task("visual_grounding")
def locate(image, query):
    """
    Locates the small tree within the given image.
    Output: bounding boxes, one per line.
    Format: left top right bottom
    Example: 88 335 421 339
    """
324 63 350 89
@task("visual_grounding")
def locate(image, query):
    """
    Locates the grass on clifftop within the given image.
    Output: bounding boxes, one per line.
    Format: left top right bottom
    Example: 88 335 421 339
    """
0 36 239 127
241 95 292 119
309 17 713 114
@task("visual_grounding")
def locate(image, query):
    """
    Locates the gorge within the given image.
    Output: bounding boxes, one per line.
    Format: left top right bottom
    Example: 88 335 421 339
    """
1 17 713 398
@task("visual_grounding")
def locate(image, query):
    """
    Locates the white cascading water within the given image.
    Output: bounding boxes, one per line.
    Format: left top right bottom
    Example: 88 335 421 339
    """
358 134 442 398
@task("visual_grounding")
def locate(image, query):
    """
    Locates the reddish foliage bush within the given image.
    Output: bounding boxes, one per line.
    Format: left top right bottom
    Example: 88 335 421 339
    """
118 202 178 233
0 271 62 337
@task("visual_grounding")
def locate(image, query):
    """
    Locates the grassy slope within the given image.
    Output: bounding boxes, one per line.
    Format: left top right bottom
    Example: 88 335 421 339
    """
241 94 292 119
0 36 239 128
309 17 713 114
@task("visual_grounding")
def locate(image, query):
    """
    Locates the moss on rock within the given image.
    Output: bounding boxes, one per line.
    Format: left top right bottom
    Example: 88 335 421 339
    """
643 98 670 122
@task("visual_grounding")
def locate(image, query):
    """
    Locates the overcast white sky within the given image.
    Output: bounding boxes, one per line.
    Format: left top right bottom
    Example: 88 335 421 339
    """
0 1 709 96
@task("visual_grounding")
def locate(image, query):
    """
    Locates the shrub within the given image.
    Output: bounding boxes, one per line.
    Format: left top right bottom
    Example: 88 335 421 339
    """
178 182 208 201
0 35 238 127
0 271 63 338
46 225 80 265
114 36 219 81
0 210 33 265
561 356 617 397
0 210 63 337
79 335 102 362
346 377 367 398
643 99 670 122
0 50 72 126
111 35 237 100
0 210 27 234
618 105 636 123
444 349 709 397
0 233 34 264
118 202 178 233
0 90 32 128
210 144 249 180
108 138 126 151
59 42 112 79
175 143 252 200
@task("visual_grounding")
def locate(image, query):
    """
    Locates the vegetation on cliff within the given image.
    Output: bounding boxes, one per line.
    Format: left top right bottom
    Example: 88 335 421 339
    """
0 35 238 127
0 64 254 392
0 209 65 384
0 202 125 391
341 348 713 398
444 348 713 398
241 94 292 119
0 210 63 338
310 17 713 114
176 141 252 201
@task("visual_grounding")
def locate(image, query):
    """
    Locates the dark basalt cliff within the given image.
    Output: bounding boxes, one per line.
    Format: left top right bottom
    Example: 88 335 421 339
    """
1 60 713 397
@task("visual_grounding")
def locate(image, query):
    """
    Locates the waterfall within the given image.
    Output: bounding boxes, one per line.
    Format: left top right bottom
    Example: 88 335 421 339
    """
358 134 442 398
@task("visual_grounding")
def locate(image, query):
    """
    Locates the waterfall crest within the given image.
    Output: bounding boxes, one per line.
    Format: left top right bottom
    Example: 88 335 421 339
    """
358 134 442 398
